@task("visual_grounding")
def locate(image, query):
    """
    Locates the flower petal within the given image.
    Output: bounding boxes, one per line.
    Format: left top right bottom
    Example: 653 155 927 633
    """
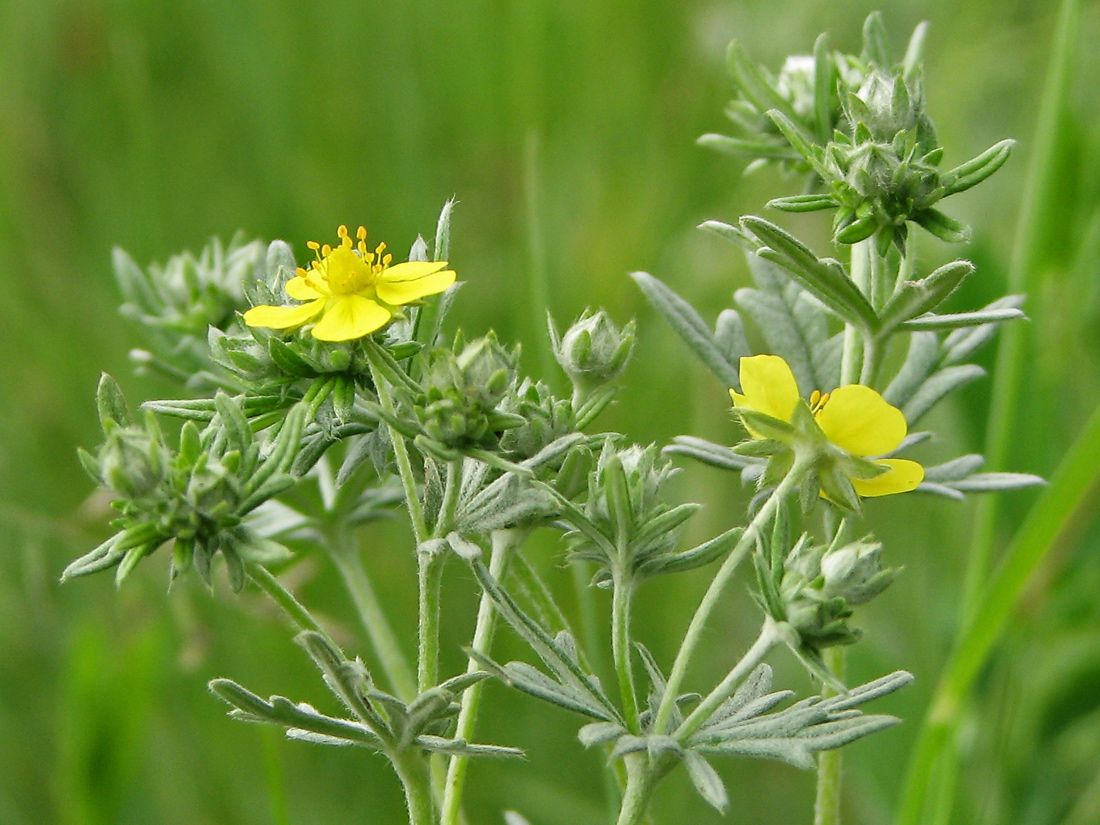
851 459 924 497
816 384 907 456
244 299 325 329
311 295 391 341
738 355 801 423
286 275 325 300
375 261 456 306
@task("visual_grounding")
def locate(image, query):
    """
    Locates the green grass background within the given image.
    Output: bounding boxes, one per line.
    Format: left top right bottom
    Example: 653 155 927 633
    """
1 1 1099 823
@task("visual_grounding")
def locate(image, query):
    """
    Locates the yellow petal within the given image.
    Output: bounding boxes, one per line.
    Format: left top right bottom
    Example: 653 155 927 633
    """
816 384 907 456
375 261 455 306
738 355 801 423
312 295 391 341
851 458 924 497
243 299 325 329
285 275 325 300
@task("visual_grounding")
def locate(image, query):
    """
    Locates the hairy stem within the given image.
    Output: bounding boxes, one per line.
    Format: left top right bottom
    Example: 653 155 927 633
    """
440 530 520 825
652 455 813 737
814 646 847 825
392 749 436 825
245 561 334 646
365 340 428 544
328 539 417 702
615 753 660 825
675 620 780 741
612 572 640 732
417 549 446 692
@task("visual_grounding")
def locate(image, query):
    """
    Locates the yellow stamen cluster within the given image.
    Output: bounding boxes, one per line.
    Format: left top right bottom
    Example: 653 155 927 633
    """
243 224 456 342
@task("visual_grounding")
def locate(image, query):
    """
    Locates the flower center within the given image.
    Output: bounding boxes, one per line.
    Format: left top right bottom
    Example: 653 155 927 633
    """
809 389 832 416
306 224 394 298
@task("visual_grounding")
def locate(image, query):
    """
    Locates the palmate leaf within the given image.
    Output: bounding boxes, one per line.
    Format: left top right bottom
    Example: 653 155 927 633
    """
735 254 843 395
630 271 743 389
686 667 913 770
884 296 1025 426
918 453 1045 500
454 539 622 725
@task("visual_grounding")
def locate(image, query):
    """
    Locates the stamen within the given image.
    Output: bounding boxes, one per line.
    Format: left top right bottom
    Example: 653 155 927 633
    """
810 390 821 406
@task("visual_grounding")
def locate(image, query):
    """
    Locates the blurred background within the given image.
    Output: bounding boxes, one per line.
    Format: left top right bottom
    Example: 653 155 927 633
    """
2 0 1099 823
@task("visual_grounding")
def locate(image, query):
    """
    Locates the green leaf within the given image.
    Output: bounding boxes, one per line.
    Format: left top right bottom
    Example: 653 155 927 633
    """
878 260 974 334
630 271 740 389
696 133 798 161
684 752 729 813
96 373 132 432
901 306 1025 332
215 392 253 452
861 11 891 66
942 139 1015 196
698 220 754 250
726 40 812 141
664 436 761 472
768 194 837 213
812 32 836 144
912 208 972 244
268 338 318 378
902 365 985 425
741 217 879 332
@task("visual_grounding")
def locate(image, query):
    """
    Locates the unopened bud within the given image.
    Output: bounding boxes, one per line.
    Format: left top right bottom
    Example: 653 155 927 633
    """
820 539 897 605
552 309 635 393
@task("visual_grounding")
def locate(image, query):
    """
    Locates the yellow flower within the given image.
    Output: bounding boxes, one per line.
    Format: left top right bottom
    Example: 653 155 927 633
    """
729 354 923 497
244 225 456 342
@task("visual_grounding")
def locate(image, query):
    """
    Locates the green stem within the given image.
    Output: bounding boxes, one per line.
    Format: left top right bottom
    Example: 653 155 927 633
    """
440 530 519 825
859 336 879 387
814 646 847 825
417 549 446 692
615 753 659 825
652 455 813 736
675 620 779 741
365 340 428 544
612 573 640 733
392 749 436 825
841 241 872 385
328 540 417 702
246 561 333 645
436 459 463 538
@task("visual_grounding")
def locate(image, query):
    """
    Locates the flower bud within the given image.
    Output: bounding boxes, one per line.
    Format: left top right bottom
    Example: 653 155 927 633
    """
98 427 165 499
820 539 897 605
455 333 517 409
777 56 817 122
552 310 634 394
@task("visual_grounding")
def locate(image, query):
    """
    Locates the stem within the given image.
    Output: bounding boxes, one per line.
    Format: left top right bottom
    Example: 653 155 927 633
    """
246 561 334 645
859 336 879 387
840 241 872 385
392 749 436 825
365 340 428 544
615 753 659 825
612 573 640 732
814 646 846 825
417 549 446 692
440 530 519 825
436 459 463 538
328 540 417 702
652 455 813 736
674 620 779 741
